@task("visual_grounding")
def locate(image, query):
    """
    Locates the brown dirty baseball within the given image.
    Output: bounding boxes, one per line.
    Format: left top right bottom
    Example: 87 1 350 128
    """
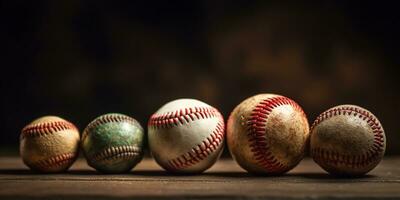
310 105 386 176
227 94 310 175
20 116 80 173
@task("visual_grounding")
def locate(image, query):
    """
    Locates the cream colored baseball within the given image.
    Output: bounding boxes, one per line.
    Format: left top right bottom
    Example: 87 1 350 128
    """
310 105 386 176
227 94 309 174
148 99 225 173
20 116 80 173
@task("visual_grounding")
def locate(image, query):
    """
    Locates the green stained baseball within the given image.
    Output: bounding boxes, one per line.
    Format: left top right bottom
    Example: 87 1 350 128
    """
82 113 144 173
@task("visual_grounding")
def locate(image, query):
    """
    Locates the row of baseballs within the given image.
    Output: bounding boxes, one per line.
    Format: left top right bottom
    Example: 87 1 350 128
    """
20 93 386 176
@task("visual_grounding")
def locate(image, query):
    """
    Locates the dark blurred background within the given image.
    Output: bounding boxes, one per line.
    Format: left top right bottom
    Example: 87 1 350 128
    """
1 1 399 155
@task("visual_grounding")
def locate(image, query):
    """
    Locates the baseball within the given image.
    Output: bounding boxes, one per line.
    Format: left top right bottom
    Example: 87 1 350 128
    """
20 116 80 173
227 94 309 174
82 113 144 173
148 99 225 173
310 105 386 176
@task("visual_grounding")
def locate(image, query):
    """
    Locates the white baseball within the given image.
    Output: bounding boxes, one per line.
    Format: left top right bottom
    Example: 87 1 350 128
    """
148 99 225 173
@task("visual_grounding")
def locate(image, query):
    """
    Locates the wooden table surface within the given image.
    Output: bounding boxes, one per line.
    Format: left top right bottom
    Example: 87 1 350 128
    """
0 156 399 200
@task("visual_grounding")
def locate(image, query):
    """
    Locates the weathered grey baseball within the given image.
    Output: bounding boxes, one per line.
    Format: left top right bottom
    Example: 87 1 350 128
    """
227 94 310 174
20 116 80 173
310 105 386 176
148 99 225 173
82 113 144 173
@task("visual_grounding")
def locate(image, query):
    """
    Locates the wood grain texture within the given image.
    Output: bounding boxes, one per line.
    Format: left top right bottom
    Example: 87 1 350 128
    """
0 157 399 200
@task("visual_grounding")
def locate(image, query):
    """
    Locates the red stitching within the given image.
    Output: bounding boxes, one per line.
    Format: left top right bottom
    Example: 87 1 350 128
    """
20 121 77 140
82 114 140 141
90 145 142 163
247 96 305 172
32 152 76 170
148 107 220 129
165 119 225 170
310 106 385 167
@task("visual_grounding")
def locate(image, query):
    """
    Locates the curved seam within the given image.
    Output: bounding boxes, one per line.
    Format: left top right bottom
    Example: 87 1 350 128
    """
82 114 139 142
20 121 77 140
310 106 385 167
89 145 142 163
247 96 305 172
165 119 225 170
31 152 76 169
148 107 220 129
